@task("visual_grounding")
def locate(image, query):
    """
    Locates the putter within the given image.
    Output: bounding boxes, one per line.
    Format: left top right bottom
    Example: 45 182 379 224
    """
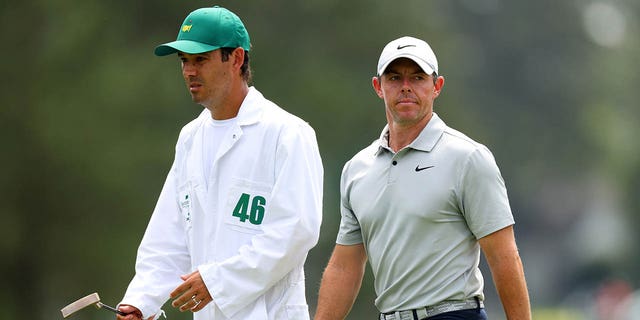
61 292 126 318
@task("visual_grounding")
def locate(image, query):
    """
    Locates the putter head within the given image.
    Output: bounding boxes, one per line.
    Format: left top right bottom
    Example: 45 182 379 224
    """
61 292 101 318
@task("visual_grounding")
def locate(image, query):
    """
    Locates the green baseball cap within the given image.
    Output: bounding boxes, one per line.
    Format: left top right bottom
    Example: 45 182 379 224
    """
154 6 251 56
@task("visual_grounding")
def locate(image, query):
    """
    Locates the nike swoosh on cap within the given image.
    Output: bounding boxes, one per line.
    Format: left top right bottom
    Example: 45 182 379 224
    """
397 44 416 50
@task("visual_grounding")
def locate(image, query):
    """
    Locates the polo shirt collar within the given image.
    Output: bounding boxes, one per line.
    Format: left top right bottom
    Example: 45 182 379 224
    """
375 112 446 155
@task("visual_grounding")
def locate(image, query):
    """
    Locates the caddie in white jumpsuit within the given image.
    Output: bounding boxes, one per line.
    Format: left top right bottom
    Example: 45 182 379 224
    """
117 6 323 320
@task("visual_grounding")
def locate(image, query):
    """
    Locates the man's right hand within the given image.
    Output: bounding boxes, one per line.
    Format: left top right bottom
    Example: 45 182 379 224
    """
116 304 144 320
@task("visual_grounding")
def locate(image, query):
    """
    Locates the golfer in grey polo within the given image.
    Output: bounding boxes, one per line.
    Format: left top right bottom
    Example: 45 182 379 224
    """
315 36 531 320
339 111 513 308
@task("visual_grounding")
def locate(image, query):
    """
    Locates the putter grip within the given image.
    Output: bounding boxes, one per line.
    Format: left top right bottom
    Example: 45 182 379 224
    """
98 302 127 316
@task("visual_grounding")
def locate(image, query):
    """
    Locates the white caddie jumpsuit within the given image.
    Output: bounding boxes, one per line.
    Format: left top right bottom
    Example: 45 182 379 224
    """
120 87 323 320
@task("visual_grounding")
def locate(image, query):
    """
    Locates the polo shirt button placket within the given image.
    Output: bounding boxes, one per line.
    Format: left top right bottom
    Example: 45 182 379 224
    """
388 158 399 184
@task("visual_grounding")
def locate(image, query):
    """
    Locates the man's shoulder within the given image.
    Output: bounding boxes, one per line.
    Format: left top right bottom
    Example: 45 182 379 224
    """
343 140 380 172
170 109 210 151
179 109 209 135
438 125 501 172
356 140 381 158
253 92 314 133
440 125 489 154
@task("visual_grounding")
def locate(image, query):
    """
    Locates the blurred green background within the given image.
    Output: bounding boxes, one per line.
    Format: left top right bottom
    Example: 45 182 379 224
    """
2 0 639 319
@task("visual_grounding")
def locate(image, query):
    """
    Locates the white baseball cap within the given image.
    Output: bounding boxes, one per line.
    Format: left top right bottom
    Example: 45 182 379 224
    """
376 36 438 76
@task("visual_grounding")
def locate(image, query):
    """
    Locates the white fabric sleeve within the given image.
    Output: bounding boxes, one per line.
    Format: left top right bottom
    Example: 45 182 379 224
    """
120 161 191 319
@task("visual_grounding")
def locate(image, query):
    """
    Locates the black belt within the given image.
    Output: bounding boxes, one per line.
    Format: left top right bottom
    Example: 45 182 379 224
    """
379 297 483 320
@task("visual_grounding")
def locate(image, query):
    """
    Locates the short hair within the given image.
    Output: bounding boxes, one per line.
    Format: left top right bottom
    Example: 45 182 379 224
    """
220 47 252 84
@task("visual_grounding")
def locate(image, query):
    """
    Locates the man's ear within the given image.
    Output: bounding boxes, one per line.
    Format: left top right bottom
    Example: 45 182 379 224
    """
372 76 384 99
433 76 445 97
232 48 245 70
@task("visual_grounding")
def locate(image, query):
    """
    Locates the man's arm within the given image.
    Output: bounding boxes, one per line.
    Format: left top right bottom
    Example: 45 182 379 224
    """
314 244 367 320
119 162 191 319
479 225 531 320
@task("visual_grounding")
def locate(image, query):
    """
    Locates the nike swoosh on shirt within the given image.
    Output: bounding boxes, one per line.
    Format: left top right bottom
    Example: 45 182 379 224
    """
415 165 435 172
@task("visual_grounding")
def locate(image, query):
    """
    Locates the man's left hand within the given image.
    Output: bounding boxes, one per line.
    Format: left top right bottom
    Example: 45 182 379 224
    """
170 270 213 313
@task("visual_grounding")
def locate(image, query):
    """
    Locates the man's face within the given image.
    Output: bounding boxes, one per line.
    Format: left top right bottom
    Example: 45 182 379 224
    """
179 50 233 107
373 58 444 127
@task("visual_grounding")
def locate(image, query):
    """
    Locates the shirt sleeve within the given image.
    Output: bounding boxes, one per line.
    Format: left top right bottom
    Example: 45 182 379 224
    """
336 160 364 245
198 122 323 318
458 146 515 239
120 159 191 319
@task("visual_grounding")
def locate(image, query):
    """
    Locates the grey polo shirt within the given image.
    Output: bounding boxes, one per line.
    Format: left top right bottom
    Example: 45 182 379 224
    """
337 113 514 312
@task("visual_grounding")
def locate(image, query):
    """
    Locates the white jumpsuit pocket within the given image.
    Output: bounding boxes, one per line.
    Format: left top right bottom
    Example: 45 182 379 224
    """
224 178 272 234
177 182 193 230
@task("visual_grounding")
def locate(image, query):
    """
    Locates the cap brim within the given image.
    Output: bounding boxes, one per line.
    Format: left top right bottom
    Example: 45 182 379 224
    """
154 40 220 56
378 54 436 76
